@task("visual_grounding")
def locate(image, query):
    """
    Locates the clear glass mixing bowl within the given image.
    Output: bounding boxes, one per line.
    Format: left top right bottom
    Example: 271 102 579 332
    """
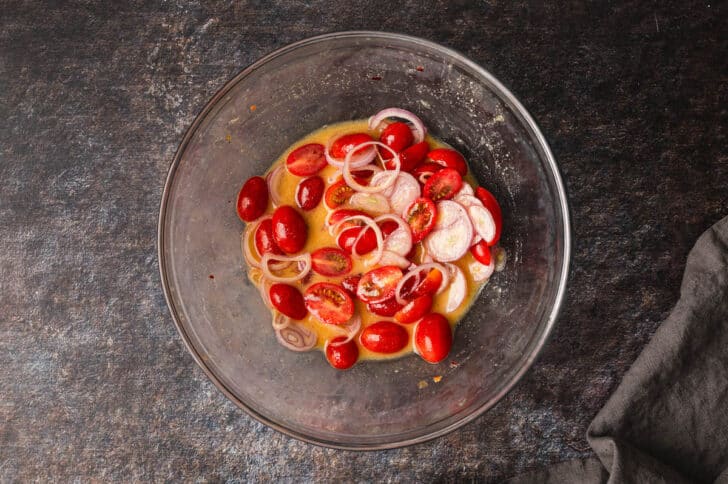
158 31 571 449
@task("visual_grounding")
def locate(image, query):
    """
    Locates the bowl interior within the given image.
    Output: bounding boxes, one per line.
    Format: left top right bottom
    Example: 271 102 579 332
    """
160 32 569 448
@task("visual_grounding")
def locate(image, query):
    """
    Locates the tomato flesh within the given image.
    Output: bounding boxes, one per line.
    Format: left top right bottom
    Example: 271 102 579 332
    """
414 313 452 363
423 168 463 201
475 187 503 245
360 321 409 354
427 148 467 176
395 294 433 324
254 218 283 256
404 197 437 243
330 133 373 159
271 205 308 254
412 161 444 182
269 283 307 320
337 226 377 255
470 240 492 265
341 274 361 296
325 179 356 208
304 282 354 325
286 143 327 176
385 141 429 171
356 266 403 303
413 268 443 298
367 296 404 317
311 247 352 277
295 176 324 211
326 337 359 369
379 122 414 160
236 176 268 222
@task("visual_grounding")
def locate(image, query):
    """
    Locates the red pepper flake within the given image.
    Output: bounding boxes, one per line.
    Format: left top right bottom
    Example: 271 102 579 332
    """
416 66 424 72
371 75 382 81
250 104 257 111
209 274 215 279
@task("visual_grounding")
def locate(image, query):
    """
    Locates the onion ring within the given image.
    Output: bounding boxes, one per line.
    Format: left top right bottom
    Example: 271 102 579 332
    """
276 323 317 351
368 107 427 143
333 215 384 265
343 141 401 194
242 220 263 269
260 253 312 283
266 165 284 207
328 315 362 347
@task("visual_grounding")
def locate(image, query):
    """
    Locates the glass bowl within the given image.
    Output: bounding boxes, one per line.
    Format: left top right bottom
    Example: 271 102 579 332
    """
158 31 570 449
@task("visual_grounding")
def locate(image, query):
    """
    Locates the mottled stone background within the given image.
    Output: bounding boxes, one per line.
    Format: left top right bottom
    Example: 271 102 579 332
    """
1 1 726 481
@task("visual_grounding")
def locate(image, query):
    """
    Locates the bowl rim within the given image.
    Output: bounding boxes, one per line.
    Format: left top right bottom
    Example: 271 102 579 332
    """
157 30 572 450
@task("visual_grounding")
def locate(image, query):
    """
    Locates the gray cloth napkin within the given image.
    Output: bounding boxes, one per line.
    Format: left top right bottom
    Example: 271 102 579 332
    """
510 216 728 484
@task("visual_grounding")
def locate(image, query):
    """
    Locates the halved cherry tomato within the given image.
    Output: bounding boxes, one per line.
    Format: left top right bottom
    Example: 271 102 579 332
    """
470 240 492 265
385 141 429 171
295 176 324 211
269 283 307 320
341 274 361 296
395 294 433 324
378 220 400 238
254 218 283 256
236 176 268 222
404 197 437 243
412 161 444 182
330 133 373 159
414 313 452 363
427 148 467 176
360 321 409 354
286 143 327 176
325 179 355 208
337 226 377 255
356 266 403 303
304 282 354 325
379 122 414 160
475 187 503 245
271 205 308 254
413 267 444 298
326 337 359 370
367 296 404 317
327 209 367 229
311 247 352 276
423 168 463 201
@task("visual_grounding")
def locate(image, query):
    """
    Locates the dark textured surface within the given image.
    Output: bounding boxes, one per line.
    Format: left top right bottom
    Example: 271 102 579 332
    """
1 1 726 481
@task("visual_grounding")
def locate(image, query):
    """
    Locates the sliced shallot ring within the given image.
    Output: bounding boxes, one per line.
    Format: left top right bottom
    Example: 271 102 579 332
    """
424 220 473 262
258 277 273 308
394 262 449 305
276 323 317 352
435 200 469 231
260 253 312 282
379 250 411 268
266 166 284 207
444 263 467 312
375 214 413 256
469 258 495 282
329 315 362 347
242 220 262 269
272 311 291 330
456 183 474 197
333 215 384 265
349 192 391 213
325 135 377 168
388 172 421 216
368 107 427 143
343 141 400 194
454 194 483 209
468 204 497 244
